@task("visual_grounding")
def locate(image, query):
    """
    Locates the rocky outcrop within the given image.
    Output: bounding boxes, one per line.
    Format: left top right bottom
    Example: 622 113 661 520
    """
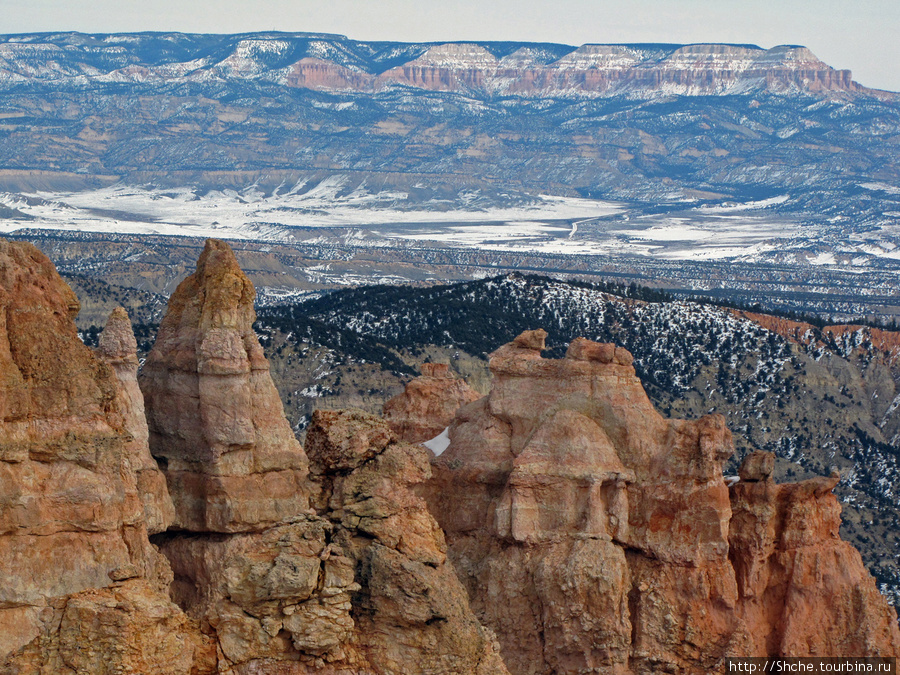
156 410 508 675
730 451 900 657
382 362 481 444
4 236 898 674
0 241 207 672
302 409 508 674
280 42 858 98
140 238 310 533
1 238 510 674
138 240 343 670
97 306 175 534
2 579 216 675
143 239 509 673
0 34 866 98
426 330 900 673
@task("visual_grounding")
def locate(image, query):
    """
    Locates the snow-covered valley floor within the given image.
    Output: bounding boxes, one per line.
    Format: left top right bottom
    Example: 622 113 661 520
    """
1 180 897 269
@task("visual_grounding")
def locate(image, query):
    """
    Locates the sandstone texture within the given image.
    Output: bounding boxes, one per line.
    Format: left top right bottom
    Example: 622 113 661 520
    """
302 409 508 674
142 240 508 674
4 238 899 674
730 453 899 657
2 579 216 675
155 410 508 674
382 361 481 444
0 241 201 672
426 330 900 674
140 238 310 533
2 238 508 674
97 306 175 534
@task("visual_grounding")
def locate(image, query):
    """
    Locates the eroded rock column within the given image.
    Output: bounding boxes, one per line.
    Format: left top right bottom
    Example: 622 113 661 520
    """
144 239 509 674
0 241 212 673
426 330 899 674
140 238 310 533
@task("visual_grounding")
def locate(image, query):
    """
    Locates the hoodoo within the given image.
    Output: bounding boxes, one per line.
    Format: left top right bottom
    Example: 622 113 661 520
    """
0 239 507 674
0 241 211 673
425 330 900 673
140 238 311 533
383 361 481 444
140 239 507 674
2 239 898 674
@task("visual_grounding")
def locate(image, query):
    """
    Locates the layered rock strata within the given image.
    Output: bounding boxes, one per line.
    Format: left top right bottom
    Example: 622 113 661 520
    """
427 330 900 674
730 451 900 656
4 236 899 674
97 306 175 534
382 361 481 444
145 239 508 673
1 35 862 98
140 238 310 533
0 241 210 672
2 238 509 674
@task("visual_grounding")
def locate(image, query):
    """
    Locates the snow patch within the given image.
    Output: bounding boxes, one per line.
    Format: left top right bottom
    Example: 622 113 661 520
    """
423 427 451 456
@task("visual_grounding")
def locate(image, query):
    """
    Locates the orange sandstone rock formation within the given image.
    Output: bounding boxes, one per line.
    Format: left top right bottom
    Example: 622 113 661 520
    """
303 409 509 674
140 238 310 533
0 241 210 672
158 409 508 675
98 306 175 534
730 451 900 657
426 330 900 674
382 361 481 444
4 236 898 674
144 240 508 674
2 238 508 674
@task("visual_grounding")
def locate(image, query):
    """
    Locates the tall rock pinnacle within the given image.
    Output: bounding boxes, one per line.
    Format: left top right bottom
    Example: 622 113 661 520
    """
142 240 509 673
140 239 310 532
98 306 175 534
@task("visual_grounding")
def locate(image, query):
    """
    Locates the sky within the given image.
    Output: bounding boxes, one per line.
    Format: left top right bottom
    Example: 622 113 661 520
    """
1 0 898 92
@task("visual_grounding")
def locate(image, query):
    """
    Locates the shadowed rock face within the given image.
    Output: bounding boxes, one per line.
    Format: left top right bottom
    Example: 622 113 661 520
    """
140 238 310 533
426 330 900 674
98 306 175 534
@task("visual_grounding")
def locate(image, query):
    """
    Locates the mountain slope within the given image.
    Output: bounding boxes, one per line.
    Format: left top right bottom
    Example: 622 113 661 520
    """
1 32 900 313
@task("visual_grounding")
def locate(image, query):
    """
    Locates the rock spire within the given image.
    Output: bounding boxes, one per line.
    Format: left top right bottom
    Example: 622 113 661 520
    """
0 240 209 671
140 238 310 532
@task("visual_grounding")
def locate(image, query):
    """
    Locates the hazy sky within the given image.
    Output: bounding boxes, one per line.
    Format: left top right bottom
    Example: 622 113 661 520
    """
2 0 898 91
